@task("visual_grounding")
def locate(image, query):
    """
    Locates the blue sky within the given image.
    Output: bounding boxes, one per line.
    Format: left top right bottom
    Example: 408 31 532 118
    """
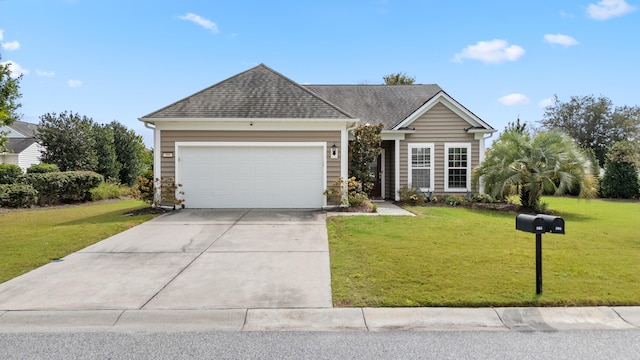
1 0 638 147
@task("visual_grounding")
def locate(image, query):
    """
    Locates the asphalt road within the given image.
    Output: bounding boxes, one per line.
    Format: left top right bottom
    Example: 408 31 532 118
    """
2 330 639 359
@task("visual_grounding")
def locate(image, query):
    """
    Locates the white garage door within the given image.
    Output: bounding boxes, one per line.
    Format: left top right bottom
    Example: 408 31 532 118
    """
177 144 325 208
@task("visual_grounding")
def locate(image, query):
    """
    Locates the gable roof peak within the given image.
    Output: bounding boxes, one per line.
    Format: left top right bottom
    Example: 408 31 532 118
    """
142 64 354 120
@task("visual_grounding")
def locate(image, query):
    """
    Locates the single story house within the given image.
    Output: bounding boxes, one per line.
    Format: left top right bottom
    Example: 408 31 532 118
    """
0 120 42 173
140 64 495 209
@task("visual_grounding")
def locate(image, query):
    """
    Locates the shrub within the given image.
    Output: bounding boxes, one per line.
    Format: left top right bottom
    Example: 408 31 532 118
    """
26 163 60 174
90 182 130 201
131 169 155 204
22 171 103 205
159 177 185 209
398 186 425 206
0 184 38 208
324 176 373 210
471 193 495 203
0 164 23 184
444 195 469 207
131 172 184 209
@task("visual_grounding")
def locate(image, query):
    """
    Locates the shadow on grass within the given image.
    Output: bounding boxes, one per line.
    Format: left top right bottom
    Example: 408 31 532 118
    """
58 208 155 226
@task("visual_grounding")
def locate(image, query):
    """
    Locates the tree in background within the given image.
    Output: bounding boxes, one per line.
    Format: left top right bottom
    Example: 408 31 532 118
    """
541 95 640 167
600 141 640 199
0 54 23 151
383 72 415 85
111 120 149 185
36 112 98 171
92 123 120 182
505 117 528 134
349 123 383 192
472 129 596 211
36 112 149 184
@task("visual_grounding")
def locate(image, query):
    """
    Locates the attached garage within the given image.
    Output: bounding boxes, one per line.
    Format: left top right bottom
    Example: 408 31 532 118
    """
177 143 326 208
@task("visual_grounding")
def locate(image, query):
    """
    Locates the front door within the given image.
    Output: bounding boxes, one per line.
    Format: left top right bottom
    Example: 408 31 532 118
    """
368 153 382 199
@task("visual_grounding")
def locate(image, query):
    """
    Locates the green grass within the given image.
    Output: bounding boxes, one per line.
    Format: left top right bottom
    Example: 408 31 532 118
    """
328 197 640 307
0 200 158 284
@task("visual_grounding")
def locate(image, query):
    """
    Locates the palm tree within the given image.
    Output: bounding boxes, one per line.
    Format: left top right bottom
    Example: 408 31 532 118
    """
473 130 596 210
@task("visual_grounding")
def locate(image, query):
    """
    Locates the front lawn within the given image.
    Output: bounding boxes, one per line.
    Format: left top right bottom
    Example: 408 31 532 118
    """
328 197 640 307
0 200 158 284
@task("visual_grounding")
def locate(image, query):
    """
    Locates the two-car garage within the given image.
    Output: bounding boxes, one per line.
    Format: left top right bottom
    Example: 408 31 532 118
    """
176 143 326 208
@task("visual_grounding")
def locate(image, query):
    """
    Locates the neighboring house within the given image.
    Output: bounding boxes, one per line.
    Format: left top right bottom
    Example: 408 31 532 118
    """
140 64 495 209
0 120 42 173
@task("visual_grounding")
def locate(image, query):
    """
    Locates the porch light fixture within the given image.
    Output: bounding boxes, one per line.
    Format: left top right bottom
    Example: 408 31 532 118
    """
330 144 339 159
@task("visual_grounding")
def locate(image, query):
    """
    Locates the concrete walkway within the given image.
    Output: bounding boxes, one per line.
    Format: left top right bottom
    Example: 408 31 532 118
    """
326 201 416 217
0 209 332 311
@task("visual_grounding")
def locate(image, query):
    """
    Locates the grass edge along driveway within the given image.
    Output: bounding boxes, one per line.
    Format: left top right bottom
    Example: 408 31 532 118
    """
0 200 158 284
328 197 640 307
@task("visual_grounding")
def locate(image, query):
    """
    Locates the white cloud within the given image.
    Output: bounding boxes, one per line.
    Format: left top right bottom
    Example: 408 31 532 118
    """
498 93 530 106
544 33 579 46
178 13 219 33
538 98 555 108
587 0 636 20
0 60 29 78
1 40 20 50
67 79 82 88
0 29 3 41
36 69 55 77
453 39 525 64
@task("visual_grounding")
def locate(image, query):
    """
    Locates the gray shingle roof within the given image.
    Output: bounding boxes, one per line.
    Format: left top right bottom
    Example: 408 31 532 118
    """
7 120 38 138
2 121 39 153
6 138 36 153
142 64 353 120
303 84 443 129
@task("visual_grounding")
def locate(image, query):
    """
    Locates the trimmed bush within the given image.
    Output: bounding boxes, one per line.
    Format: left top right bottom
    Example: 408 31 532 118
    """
22 171 103 205
0 184 38 208
27 163 60 174
0 164 23 184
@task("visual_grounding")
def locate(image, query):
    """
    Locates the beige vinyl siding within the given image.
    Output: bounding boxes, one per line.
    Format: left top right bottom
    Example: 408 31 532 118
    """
160 130 341 189
400 103 480 193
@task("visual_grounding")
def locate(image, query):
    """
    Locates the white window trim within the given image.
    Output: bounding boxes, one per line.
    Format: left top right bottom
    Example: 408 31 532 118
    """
407 143 434 193
444 143 472 192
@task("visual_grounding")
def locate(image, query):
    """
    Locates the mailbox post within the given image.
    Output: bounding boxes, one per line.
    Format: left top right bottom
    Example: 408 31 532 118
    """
515 214 565 295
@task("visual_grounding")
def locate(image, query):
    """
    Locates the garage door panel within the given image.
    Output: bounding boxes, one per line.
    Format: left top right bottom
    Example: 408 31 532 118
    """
178 145 324 208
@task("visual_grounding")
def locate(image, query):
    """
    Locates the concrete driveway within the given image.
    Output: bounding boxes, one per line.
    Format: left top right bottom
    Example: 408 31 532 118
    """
0 209 332 310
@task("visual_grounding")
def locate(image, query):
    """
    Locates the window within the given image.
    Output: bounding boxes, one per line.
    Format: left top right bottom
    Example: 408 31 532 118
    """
445 143 471 192
408 143 434 191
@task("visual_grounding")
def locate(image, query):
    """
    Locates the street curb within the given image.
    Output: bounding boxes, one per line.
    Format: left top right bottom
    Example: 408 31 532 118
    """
0 307 638 333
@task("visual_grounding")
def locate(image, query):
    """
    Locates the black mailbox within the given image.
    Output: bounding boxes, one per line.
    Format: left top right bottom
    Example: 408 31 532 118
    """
537 214 565 234
515 214 546 234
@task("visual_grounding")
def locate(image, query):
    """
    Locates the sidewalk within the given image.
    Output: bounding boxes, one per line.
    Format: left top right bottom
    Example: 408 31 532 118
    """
327 201 416 217
1 306 639 333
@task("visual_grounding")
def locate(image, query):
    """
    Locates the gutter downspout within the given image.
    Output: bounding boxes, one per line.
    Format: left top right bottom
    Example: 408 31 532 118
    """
141 120 161 206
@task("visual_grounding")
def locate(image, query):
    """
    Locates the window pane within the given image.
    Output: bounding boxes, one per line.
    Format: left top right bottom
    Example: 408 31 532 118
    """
448 147 467 168
412 147 431 168
448 169 466 189
412 169 430 189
